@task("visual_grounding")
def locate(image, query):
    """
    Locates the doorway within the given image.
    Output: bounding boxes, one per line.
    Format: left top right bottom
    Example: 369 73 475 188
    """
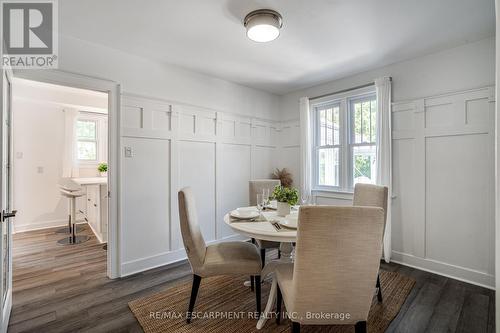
0 70 120 331
9 78 111 300
11 70 120 280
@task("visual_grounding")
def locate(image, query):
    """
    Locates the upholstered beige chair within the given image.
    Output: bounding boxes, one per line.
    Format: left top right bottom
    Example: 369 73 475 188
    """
275 206 385 333
178 187 262 323
353 183 388 302
249 179 282 263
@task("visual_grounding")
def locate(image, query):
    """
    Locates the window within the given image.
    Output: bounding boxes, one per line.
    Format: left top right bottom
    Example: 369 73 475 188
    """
313 91 377 192
77 119 98 161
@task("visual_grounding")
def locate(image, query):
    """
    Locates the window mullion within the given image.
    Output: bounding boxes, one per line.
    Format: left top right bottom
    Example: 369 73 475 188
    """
341 98 349 191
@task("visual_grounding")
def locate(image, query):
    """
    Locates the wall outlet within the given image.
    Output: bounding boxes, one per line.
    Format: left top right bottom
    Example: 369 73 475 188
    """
124 146 133 158
37 166 44 174
15 152 23 159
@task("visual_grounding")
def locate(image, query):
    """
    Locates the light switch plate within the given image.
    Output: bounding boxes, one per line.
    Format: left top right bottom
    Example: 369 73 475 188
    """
124 146 133 158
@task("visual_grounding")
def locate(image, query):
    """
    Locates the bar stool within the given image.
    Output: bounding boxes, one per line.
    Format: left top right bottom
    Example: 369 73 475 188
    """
57 188 89 245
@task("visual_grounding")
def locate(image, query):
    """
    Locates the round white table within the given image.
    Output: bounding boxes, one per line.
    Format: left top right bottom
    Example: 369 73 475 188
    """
224 208 297 330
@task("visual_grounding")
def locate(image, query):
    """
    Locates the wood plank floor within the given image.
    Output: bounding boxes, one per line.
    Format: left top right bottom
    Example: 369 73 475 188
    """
8 225 495 333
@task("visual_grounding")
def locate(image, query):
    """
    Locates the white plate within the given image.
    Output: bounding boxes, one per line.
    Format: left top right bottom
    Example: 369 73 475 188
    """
279 217 298 229
230 208 260 220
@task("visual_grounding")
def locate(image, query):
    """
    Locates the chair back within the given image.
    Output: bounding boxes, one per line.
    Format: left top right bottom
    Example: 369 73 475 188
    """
292 206 385 325
248 179 280 205
178 187 207 272
353 183 388 230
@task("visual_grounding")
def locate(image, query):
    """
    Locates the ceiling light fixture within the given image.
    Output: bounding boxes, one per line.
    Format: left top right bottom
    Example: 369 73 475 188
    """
244 9 283 43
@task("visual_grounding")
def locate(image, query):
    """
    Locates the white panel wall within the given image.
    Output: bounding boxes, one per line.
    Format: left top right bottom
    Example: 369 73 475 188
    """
276 120 301 187
278 87 495 288
121 136 171 263
178 141 216 243
120 95 282 276
218 144 252 239
390 87 495 287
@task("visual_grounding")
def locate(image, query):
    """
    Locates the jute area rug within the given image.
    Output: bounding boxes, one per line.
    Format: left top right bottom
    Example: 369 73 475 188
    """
129 270 415 333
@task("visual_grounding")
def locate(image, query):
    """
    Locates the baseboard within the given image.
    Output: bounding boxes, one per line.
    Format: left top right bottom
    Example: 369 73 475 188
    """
86 221 105 244
13 218 86 233
391 250 494 290
120 234 247 277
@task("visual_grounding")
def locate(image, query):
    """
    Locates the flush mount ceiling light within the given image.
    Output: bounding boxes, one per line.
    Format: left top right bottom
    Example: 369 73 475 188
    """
244 9 283 43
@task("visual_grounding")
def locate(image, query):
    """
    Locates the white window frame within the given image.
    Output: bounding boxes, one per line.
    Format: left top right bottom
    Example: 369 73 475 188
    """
311 86 376 193
76 112 107 165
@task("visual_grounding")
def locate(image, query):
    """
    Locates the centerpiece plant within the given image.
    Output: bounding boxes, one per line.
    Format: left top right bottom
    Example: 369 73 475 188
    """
271 185 298 216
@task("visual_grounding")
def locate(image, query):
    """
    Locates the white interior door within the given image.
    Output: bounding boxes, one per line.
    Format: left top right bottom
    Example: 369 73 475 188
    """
0 67 14 333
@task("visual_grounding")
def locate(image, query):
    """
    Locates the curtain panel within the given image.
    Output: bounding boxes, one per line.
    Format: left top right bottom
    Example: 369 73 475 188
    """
299 97 312 200
62 108 80 178
375 77 392 263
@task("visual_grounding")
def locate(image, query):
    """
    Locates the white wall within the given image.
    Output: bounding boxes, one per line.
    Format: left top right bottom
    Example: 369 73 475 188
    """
12 80 108 232
278 37 496 288
281 38 495 119
57 34 281 121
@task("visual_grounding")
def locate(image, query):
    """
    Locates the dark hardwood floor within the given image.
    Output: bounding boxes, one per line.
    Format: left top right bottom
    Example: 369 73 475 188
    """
8 225 495 333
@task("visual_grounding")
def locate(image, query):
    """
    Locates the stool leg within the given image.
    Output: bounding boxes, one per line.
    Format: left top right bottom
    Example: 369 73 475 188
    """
71 197 76 243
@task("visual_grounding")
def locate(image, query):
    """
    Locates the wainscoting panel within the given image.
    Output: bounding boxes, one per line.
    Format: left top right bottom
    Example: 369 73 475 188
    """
391 86 495 288
391 138 416 256
178 140 217 243
120 94 281 276
275 119 301 187
217 143 252 239
253 146 275 179
121 136 171 265
425 134 494 273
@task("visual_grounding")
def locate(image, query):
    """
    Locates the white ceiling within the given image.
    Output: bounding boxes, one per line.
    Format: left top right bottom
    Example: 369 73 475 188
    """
60 0 495 95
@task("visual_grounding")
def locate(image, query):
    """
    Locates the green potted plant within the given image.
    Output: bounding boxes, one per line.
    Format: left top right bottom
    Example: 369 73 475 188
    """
97 162 108 177
271 185 298 216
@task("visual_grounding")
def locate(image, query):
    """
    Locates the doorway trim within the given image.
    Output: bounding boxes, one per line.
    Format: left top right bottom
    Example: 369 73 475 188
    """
13 69 121 279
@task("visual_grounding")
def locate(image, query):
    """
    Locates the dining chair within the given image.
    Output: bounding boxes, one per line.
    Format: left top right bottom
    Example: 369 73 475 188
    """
352 183 388 302
249 179 281 290
178 187 262 323
275 206 385 333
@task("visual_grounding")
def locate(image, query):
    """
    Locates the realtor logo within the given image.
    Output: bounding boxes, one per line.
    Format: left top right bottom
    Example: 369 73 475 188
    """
1 0 58 68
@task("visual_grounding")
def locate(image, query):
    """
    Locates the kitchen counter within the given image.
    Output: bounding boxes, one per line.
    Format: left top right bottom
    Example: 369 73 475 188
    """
58 177 107 191
72 177 107 186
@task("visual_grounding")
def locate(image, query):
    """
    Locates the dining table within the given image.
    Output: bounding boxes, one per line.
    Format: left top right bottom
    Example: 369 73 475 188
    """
224 207 298 330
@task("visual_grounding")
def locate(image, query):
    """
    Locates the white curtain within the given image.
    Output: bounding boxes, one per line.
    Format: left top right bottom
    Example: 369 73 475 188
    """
299 97 312 199
62 109 80 178
375 77 392 263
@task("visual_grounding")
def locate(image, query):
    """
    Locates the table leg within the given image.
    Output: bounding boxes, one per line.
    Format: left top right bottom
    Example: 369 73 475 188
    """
257 242 294 329
256 277 277 329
